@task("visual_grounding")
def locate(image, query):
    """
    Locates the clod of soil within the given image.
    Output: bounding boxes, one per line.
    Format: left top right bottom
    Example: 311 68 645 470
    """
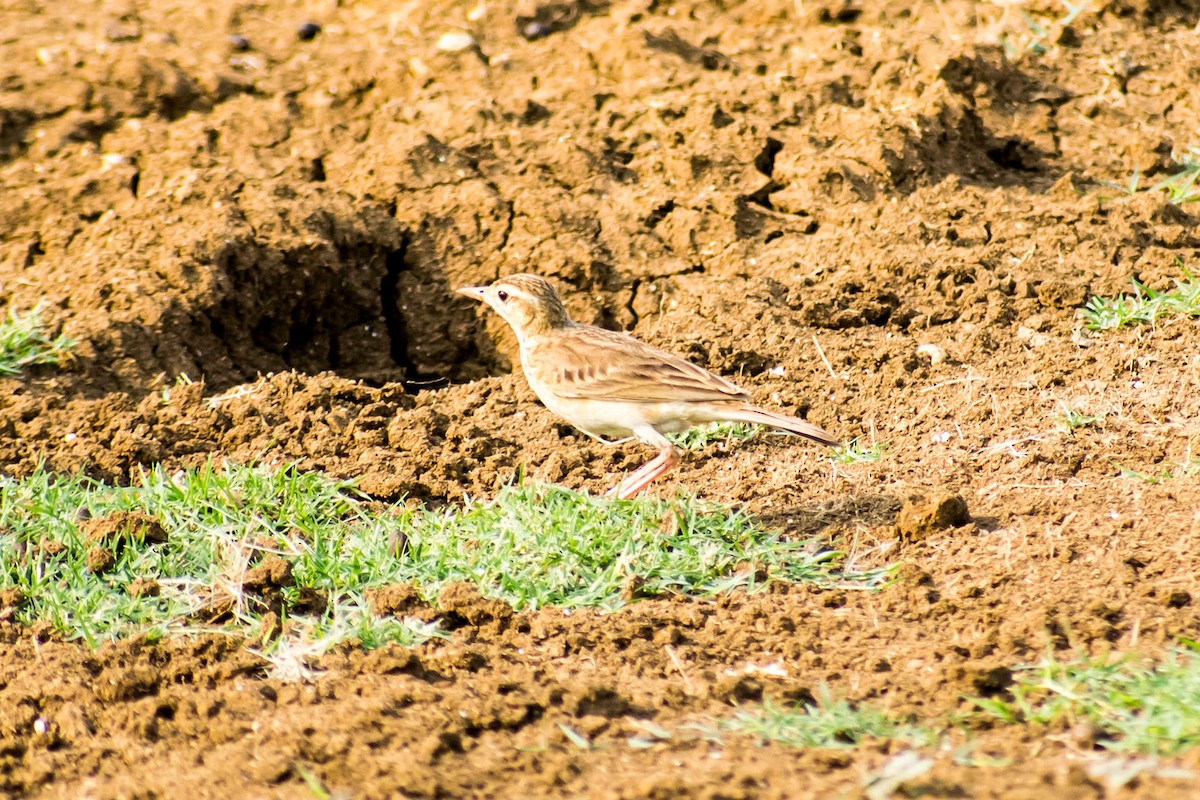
126 578 162 598
81 510 169 549
438 582 516 630
894 492 972 542
85 546 117 574
0 588 24 621
368 583 426 617
243 557 294 591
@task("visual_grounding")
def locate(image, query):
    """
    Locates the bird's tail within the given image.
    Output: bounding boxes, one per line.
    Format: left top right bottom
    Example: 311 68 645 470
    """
724 405 841 447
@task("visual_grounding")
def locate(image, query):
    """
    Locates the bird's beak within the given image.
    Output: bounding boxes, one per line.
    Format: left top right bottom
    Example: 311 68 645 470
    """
456 286 487 302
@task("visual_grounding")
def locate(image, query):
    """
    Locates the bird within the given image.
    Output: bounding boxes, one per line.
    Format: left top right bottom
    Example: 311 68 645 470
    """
457 274 840 498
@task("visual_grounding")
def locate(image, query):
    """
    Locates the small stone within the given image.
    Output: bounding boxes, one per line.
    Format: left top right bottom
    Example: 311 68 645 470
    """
520 21 552 40
105 21 142 42
228 34 252 51
915 343 947 365
297 22 322 41
436 31 477 52
388 529 409 558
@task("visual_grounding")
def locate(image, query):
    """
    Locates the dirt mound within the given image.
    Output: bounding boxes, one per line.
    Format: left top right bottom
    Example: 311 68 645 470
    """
4 562 1200 799
2 0 1200 797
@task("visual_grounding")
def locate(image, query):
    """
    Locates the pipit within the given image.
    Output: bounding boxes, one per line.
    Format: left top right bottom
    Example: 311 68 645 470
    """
457 274 840 498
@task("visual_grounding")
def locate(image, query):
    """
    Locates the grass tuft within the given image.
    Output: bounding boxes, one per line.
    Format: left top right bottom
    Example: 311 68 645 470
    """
1080 265 1200 331
997 0 1090 59
1059 409 1105 432
668 421 758 451
1117 458 1200 484
714 690 934 750
0 463 441 649
830 438 886 464
1099 146 1200 206
0 306 76 376
399 481 890 610
0 464 890 648
974 647 1200 756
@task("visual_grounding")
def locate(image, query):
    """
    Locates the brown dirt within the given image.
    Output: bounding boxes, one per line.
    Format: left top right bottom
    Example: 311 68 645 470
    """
2 0 1200 797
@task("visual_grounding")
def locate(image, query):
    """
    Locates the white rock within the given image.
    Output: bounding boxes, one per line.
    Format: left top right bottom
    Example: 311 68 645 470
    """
436 31 476 52
916 343 947 364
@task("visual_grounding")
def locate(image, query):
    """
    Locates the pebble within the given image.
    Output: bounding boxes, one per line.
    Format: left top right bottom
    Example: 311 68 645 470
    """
297 21 322 41
521 21 553 40
228 34 252 51
915 343 947 365
105 21 141 42
1016 326 1049 347
437 31 477 52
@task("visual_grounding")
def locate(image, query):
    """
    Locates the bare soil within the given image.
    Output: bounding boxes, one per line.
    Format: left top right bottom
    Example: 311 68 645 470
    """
2 0 1200 797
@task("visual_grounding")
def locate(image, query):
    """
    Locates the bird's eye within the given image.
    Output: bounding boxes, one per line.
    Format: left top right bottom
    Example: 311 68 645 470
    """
497 290 509 302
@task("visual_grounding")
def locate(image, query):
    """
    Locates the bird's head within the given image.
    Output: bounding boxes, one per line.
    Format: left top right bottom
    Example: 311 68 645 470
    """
457 274 574 340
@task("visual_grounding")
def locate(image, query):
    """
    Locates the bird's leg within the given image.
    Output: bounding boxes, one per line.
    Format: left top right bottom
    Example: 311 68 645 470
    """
614 444 680 498
577 429 636 446
607 427 681 499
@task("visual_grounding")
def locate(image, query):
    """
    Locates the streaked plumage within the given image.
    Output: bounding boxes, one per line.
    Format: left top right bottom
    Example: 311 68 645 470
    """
457 273 839 498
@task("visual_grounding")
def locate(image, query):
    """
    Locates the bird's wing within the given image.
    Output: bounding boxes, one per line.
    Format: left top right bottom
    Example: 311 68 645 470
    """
525 326 751 403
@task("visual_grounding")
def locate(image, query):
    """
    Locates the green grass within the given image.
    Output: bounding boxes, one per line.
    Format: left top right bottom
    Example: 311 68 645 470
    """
1151 148 1200 204
974 646 1200 756
1099 146 1200 206
1059 409 1105 431
1117 458 1200 484
628 690 934 754
400 480 889 609
998 0 1090 59
668 421 758 451
0 463 890 648
1080 266 1200 331
295 763 348 800
0 306 75 375
712 691 934 750
829 438 886 464
0 464 448 649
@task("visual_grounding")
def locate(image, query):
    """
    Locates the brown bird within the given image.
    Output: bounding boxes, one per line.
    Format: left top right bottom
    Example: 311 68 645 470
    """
457 274 840 498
